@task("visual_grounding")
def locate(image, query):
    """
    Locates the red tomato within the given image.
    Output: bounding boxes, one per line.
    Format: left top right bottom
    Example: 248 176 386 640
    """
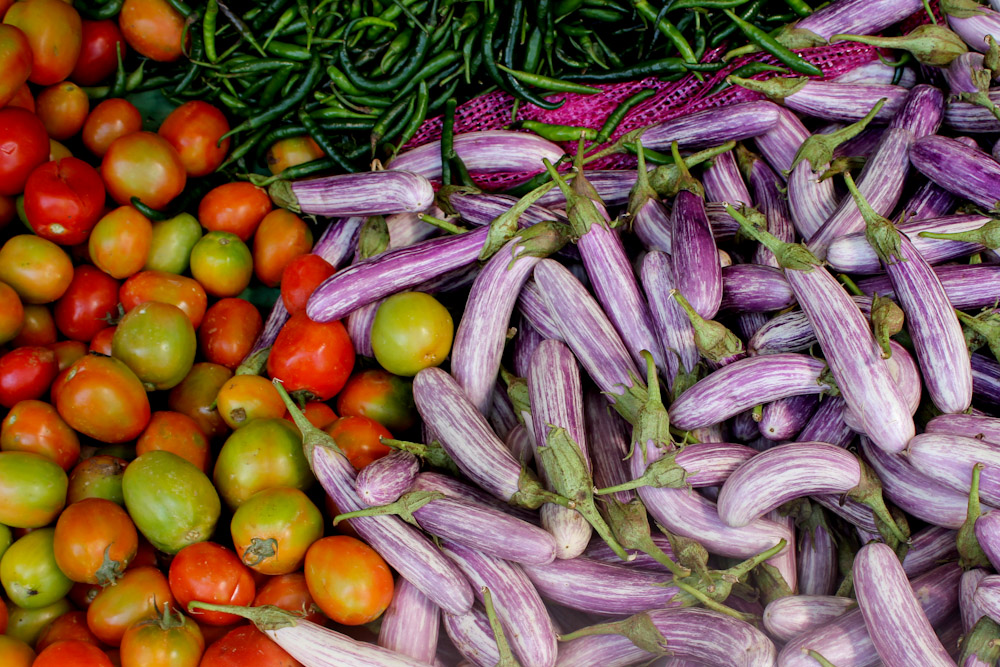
169 542 256 627
0 280 24 345
36 82 89 141
5 83 34 112
48 340 88 373
0 345 58 408
24 158 106 246
118 0 186 62
89 326 115 356
87 566 174 647
136 411 210 473
3 0 82 86
71 20 127 87
253 210 313 288
120 270 207 329
335 369 416 434
32 640 112 667
303 535 393 625
53 265 120 342
267 312 355 401
53 497 138 586
280 254 336 315
323 415 393 471
34 611 103 652
253 573 324 625
88 206 153 279
197 298 262 370
102 131 186 210
11 304 57 347
52 354 150 444
283 401 338 431
198 182 271 242
166 362 232 441
0 108 48 196
82 98 143 158
199 625 300 667
0 399 80 470
157 100 231 177
0 24 32 108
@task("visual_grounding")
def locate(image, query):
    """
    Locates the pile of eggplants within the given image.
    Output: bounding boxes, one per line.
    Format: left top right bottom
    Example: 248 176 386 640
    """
237 0 1000 665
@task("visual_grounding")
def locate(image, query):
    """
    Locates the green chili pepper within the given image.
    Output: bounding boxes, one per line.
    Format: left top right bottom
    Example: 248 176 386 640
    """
370 92 415 153
297 108 358 173
722 9 822 76
428 76 461 112
259 157 344 185
203 0 219 62
496 64 601 94
783 0 812 16
223 59 304 75
503 0 563 110
164 0 194 18
481 10 509 92
124 59 145 92
263 7 298 49
518 120 598 142
338 9 433 93
380 28 413 74
562 57 722 82
130 197 172 221
109 42 128 99
393 80 429 157
310 107 378 121
633 0 697 63
596 88 656 143
250 0 293 31
79 0 124 20
461 25 481 83
343 94 394 108
265 40 313 61
221 55 324 143
216 0 267 57
554 0 584 19
707 62 788 95
174 29 205 95
218 92 252 115
709 0 764 47
259 65 295 107
578 7 624 20
395 50 462 99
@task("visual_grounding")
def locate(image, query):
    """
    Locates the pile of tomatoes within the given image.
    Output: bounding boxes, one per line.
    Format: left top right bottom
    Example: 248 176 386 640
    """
0 1 455 665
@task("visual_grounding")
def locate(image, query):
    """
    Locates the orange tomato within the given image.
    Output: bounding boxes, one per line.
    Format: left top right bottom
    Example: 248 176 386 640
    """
102 131 186 210
3 0 82 86
36 82 89 141
136 411 211 472
0 24 32 107
0 399 80 470
118 0 186 62
253 210 313 288
215 375 286 430
198 182 271 241
82 98 142 157
88 206 153 279
11 304 57 348
157 100 231 177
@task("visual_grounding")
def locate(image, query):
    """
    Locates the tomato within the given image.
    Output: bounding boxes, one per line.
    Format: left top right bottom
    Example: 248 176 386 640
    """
323 415 393 471
266 136 323 175
169 542 255 626
82 98 142 158
11 304 58 347
0 636 34 667
213 418 312 510
199 625 300 667
5 597 72 646
303 535 393 626
0 108 48 196
0 345 58 408
0 193 15 230
88 326 115 355
0 451 66 528
1 399 80 470
198 182 271 242
0 280 24 345
89 206 153 279
0 596 6 634
36 82 89 141
253 210 313 288
33 639 112 667
52 354 150 444
0 235 74 306
253 573 324 625
3 0 81 86
145 212 201 274
283 401 338 431
189 231 253 298
267 312 355 401
102 131 186 210
119 604 204 667
336 369 416 434
122 451 221 555
112 301 196 391
0 528 73 609
23 158 106 246
71 20 127 87
119 0 186 62
53 498 137 586
157 100 230 177
370 292 454 377
280 254 336 316
53 265 120 342
166 362 231 440
66 455 125 507
48 340 87 373
136 411 210 472
230 487 323 576
34 610 102 652
0 25 31 107
6 83 34 112
120 270 207 329
129 537 158 570
198 298 262 370
214 375 283 430
87 565 175 647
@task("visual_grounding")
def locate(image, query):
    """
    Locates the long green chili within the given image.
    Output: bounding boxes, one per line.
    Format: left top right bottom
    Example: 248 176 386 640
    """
722 9 823 76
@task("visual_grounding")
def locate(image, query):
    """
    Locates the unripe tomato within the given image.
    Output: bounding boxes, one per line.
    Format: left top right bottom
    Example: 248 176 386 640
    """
136 411 210 472
231 487 323 575
3 0 82 86
52 498 137 586
145 212 202 274
0 399 80 471
189 231 253 298
167 362 231 441
0 280 24 345
0 528 73 609
267 136 323 174
11 304 57 347
88 206 153 279
370 291 454 377
0 451 67 528
0 235 74 304
304 535 393 626
120 270 207 328
0 25 32 108
215 374 285 430
86 565 174 646
111 301 196 391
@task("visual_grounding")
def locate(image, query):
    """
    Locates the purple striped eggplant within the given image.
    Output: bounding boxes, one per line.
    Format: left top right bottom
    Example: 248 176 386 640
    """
747 296 872 355
598 441 758 496
627 143 672 255
355 450 419 507
788 0 925 42
670 289 745 369
927 413 1000 445
517 278 564 341
536 170 639 209
702 149 751 208
385 209 443 249
763 595 857 642
827 213 991 274
907 432 1000 507
741 145 795 267
759 394 819 441
447 191 565 229
345 300 379 358
581 533 676 572
858 264 1000 310
378 577 439 664
585 390 632 505
668 353 833 430
505 422 534 467
640 100 782 151
388 130 564 180
945 90 1000 132
796 396 853 448
974 575 1000 628
720 264 796 313
410 472 539 525
903 525 960 578
442 604 502 667
489 380 519 441
270 170 434 218
963 569 992 632
731 76 908 123
641 251 698 395
832 59 919 86
944 0 1000 52
896 173 961 222
888 84 945 138
946 52 1000 120
731 409 762 442
910 134 1000 209
830 24 968 68
973 352 1000 405
555 608 777 667
755 104 811 177
797 507 839 596
439 539 558 667
810 493 880 535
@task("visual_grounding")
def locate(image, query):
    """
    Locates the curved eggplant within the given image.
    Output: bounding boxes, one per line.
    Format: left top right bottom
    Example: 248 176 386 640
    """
763 595 856 643
355 450 419 506
378 577 439 664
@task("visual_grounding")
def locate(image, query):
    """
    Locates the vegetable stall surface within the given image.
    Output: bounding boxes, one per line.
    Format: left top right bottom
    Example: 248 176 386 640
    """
3 0 1000 666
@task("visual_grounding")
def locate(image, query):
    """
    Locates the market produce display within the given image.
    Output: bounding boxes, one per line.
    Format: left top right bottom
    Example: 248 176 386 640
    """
5 0 1000 665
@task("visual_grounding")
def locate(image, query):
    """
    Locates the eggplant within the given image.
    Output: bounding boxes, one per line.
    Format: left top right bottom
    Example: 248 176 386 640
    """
702 149 752 208
355 450 419 507
944 0 1000 52
927 413 1000 445
641 251 698 394
763 595 857 642
731 76 909 123
442 604 502 667
973 352 1000 405
906 432 1000 507
669 157 723 321
388 130 565 181
902 525 960 578
791 0 925 42
720 264 797 313
759 394 818 441
410 472 538 525
910 134 1000 209
537 170 639 209
797 510 840 596
888 84 945 138
270 170 434 218
974 575 1000 629
447 191 566 229
640 100 783 151
743 146 796 267
963 569 992 632
796 396 854 449
755 105 811 177
858 264 1000 311
748 296 872 355
517 278 564 341
378 577 440 664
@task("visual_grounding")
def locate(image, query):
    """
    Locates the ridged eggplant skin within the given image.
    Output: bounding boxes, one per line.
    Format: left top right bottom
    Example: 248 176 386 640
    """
345 300 379 357
978 511 1000 573
585 390 633 505
442 604 501 667
536 170 639 209
777 562 961 667
378 577 439 664
859 264 1000 311
410 472 538 525
641 100 782 151
973 352 1000 405
796 396 853 449
947 3 1000 53
641 251 698 392
720 264 796 313
439 540 557 667
718 443 861 528
843 339 922 433
788 160 839 242
889 84 944 138
702 149 751 207
388 130 564 180
307 226 487 322
910 134 1000 209
962 569 991 633
974 576 1000 628
517 278 564 341
906 432 1000 507
581 532 675 571
286 170 434 217
755 105 811 176
763 595 857 643
555 607 778 667
927 413 1000 445
902 525 959 579
355 450 419 506
897 176 960 221
447 191 564 228
760 394 818 441
671 190 723 319
669 353 832 430
311 447 473 615
810 494 879 534
632 195 672 254
784 263 915 453
795 0 924 40
797 521 839 596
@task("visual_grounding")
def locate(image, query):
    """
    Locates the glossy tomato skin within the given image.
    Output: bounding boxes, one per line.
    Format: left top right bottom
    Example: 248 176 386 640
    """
53 265 120 342
48 340 88 373
213 418 312 510
53 497 137 586
66 454 126 506
24 158 106 246
188 231 253 298
136 411 210 472
0 24 32 107
1 399 80 470
283 400 338 431
145 212 202 274
0 635 34 667
267 311 355 401
370 291 454 377
253 573 324 625
111 300 196 391
230 487 323 575
157 100 230 177
119 0 186 62
197 298 262 370
166 362 231 440
71 20 126 86
82 98 142 158
253 210 313 288
280 254 336 315
120 270 207 329
88 326 115 356
0 280 24 345
0 345 59 408
200 624 300 667
335 369 416 433
89 206 154 279
86 565 175 647
52 354 151 444
119 604 204 667
215 374 285 430
36 82 89 141
102 131 186 210
304 535 394 626
5 597 72 647
0 527 73 609
267 136 323 175
169 542 256 626
198 182 271 241
12 304 58 347
34 610 103 652
323 415 393 471
32 640 112 667
3 0 82 86
0 108 49 197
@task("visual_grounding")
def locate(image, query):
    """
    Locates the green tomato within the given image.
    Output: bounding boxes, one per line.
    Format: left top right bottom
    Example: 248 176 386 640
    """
0 528 73 608
5 597 72 646
122 450 221 554
213 418 313 510
112 300 197 391
0 523 10 562
0 451 67 528
145 212 202 274
370 291 454 377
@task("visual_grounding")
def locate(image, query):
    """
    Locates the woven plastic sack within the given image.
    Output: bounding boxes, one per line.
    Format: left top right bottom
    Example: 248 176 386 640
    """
402 4 937 191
